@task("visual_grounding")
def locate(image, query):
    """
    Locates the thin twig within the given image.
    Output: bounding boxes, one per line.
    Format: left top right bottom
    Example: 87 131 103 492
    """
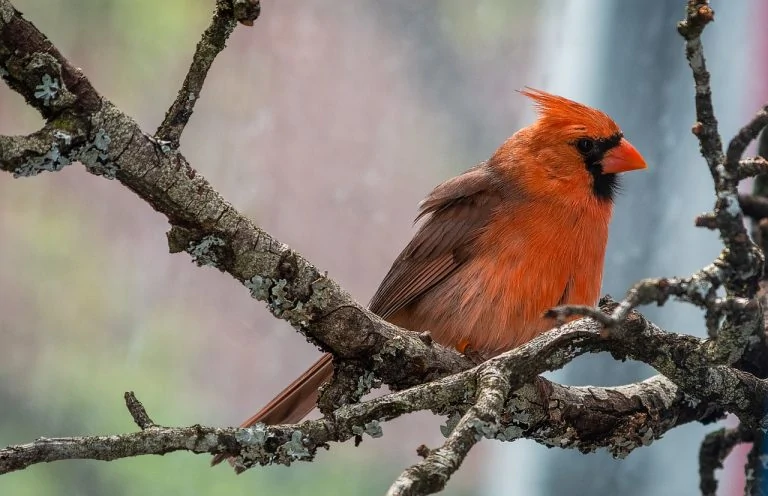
727 109 768 170
551 267 726 333
678 0 761 298
696 212 719 229
739 157 768 181
387 369 509 496
677 1 722 175
155 0 260 146
699 426 754 496
544 304 615 326
744 432 764 496
124 392 157 430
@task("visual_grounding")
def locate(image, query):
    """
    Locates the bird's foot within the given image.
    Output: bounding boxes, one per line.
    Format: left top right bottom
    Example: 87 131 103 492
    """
456 340 488 365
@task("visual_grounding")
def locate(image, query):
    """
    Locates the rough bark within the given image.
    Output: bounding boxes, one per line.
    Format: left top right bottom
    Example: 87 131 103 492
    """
1 1 767 495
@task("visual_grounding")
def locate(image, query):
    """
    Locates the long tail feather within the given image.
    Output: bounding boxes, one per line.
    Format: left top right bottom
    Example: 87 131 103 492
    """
211 353 333 466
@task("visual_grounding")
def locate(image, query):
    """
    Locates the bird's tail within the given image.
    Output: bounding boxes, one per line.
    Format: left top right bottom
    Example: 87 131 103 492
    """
211 353 334 466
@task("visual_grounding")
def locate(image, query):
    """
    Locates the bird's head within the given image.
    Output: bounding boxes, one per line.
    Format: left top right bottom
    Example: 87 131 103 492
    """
493 88 647 203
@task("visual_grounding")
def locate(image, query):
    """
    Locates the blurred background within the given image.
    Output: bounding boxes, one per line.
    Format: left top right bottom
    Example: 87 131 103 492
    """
0 1 764 495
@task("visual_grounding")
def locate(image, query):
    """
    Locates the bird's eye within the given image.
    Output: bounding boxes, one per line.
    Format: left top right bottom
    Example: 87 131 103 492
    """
576 138 595 153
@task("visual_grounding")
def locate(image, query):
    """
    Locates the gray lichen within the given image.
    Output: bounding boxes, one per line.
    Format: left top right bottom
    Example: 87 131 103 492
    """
717 190 742 218
309 277 333 308
280 430 310 461
496 425 523 442
281 301 311 326
243 275 313 326
186 235 226 267
11 126 118 179
354 370 381 399
34 74 59 106
13 142 70 177
686 278 714 301
234 423 274 469
245 275 273 300
639 426 655 446
681 392 702 408
270 279 290 310
469 418 498 441
439 413 461 437
77 128 118 179
236 423 269 446
13 131 74 177
0 1 14 24
352 420 383 439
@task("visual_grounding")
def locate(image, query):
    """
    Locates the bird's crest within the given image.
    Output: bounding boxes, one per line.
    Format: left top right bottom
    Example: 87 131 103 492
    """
519 87 619 137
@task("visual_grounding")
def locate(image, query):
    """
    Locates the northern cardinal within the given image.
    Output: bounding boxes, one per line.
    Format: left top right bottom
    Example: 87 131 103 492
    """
212 89 646 465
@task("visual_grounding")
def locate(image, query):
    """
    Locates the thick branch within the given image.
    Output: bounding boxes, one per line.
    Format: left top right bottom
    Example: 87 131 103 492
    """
0 0 99 116
0 370 715 476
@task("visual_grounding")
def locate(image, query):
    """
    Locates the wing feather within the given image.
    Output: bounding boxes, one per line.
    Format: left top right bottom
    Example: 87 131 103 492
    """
368 164 503 319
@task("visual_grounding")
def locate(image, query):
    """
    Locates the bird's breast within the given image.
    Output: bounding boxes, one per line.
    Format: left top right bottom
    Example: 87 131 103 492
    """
398 200 611 356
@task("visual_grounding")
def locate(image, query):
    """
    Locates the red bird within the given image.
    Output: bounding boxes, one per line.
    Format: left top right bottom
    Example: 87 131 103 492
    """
213 89 646 465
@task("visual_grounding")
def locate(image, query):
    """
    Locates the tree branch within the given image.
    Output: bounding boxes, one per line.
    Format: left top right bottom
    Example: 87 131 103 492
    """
0 370 716 477
124 392 157 430
0 0 98 116
387 367 510 496
739 157 768 181
0 0 475 395
0 124 88 176
699 426 755 496
155 0 259 146
1 0 768 494
679 0 762 297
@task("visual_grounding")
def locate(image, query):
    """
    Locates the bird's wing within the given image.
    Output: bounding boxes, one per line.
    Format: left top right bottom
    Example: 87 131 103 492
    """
368 164 503 319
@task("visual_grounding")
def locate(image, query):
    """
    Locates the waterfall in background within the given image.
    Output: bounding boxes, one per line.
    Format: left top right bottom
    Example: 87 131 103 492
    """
486 2 753 495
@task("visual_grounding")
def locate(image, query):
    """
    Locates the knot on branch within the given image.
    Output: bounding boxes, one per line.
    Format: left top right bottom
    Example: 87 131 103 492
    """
232 0 260 26
677 1 714 39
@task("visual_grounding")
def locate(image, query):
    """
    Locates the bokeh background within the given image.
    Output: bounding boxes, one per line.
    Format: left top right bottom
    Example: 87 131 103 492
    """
0 1 764 495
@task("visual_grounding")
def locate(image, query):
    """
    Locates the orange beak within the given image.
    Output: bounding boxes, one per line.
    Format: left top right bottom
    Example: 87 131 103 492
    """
601 138 647 174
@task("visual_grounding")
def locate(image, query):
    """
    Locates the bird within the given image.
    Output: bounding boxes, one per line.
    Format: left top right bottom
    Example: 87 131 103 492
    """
212 88 646 466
